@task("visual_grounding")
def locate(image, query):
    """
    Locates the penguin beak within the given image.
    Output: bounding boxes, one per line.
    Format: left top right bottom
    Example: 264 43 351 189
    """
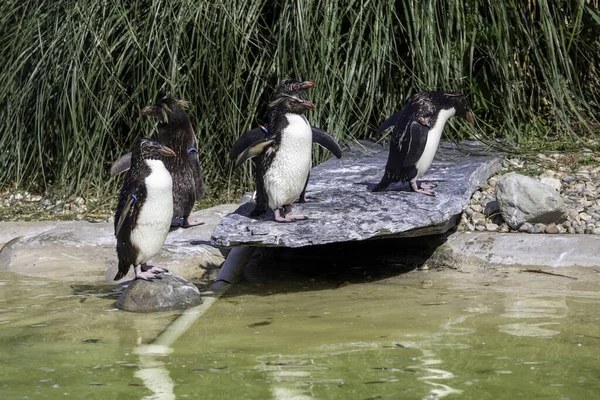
465 111 475 125
140 106 156 116
299 81 315 90
304 101 316 110
158 145 176 157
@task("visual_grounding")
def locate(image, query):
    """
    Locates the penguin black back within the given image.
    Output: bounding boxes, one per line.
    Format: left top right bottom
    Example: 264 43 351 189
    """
140 97 205 228
373 91 474 194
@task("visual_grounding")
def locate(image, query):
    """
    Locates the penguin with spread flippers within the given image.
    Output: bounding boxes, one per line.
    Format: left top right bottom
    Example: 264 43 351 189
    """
111 97 205 228
230 79 341 205
114 138 176 281
235 94 316 222
372 91 475 195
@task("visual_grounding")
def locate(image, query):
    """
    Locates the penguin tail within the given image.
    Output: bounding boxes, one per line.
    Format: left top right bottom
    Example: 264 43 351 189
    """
114 263 129 281
250 204 268 217
371 179 389 192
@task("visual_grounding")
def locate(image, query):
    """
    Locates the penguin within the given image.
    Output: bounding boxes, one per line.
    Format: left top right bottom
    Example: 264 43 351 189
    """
114 138 176 281
111 97 205 228
230 78 342 205
372 91 475 195
235 94 316 222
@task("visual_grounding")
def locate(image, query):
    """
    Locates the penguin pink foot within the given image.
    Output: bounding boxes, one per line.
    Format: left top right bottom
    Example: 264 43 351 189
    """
274 206 307 223
182 217 205 228
134 265 161 281
410 181 435 196
141 264 168 274
419 182 437 190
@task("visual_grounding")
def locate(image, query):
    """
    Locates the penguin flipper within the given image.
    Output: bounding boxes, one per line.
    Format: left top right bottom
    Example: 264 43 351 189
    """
234 139 274 168
375 112 402 139
311 127 342 159
230 128 268 160
110 153 132 177
187 140 205 199
115 195 136 238
398 121 429 167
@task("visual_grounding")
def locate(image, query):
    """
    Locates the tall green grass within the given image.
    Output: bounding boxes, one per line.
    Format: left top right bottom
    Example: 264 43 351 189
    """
0 0 598 200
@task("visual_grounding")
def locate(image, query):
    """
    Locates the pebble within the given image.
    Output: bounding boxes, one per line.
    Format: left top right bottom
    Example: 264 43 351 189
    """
471 204 483 213
519 223 532 232
545 223 560 234
485 223 499 231
580 213 592 222
471 212 486 226
460 148 600 235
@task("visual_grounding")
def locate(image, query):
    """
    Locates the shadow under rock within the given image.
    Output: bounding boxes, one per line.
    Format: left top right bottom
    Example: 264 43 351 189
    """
222 230 452 298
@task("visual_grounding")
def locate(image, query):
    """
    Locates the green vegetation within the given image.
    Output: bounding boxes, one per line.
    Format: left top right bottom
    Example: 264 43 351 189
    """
1 0 599 202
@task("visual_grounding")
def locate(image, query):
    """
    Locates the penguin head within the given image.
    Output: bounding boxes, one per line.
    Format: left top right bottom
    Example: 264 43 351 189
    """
271 78 315 102
134 138 177 161
269 94 316 114
430 91 475 124
140 97 191 124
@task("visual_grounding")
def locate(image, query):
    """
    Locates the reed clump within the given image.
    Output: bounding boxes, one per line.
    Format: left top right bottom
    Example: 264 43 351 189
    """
0 0 598 200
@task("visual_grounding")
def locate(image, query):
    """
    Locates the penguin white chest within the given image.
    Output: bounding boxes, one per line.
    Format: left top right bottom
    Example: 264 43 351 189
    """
131 160 174 264
264 114 312 209
414 108 456 179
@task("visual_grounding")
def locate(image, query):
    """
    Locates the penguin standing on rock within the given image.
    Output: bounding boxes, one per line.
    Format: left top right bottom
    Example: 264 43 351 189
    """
114 138 176 281
111 97 205 228
140 97 204 228
372 91 475 195
230 78 342 206
235 94 316 222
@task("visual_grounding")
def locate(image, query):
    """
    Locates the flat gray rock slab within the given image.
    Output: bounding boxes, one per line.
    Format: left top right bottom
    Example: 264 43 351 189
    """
0 204 237 282
211 141 501 248
437 231 600 269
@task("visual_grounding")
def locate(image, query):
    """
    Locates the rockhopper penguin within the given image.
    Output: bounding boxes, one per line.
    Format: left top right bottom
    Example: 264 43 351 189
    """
372 91 474 195
235 94 316 222
230 79 341 206
110 97 204 228
114 138 176 281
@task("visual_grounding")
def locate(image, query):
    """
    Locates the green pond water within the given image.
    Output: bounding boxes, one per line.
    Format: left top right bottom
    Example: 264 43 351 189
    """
1 269 599 400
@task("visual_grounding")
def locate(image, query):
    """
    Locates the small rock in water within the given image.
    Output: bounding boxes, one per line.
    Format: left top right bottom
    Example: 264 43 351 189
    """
116 273 203 313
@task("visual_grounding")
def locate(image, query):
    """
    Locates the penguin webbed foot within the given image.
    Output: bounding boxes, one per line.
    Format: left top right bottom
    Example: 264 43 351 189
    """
274 206 307 223
171 217 205 229
142 264 169 274
410 181 436 196
134 268 162 281
419 182 437 190
182 217 205 228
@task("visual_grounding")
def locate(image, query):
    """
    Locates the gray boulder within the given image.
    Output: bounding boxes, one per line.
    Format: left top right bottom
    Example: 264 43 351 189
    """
116 273 203 312
495 173 567 229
